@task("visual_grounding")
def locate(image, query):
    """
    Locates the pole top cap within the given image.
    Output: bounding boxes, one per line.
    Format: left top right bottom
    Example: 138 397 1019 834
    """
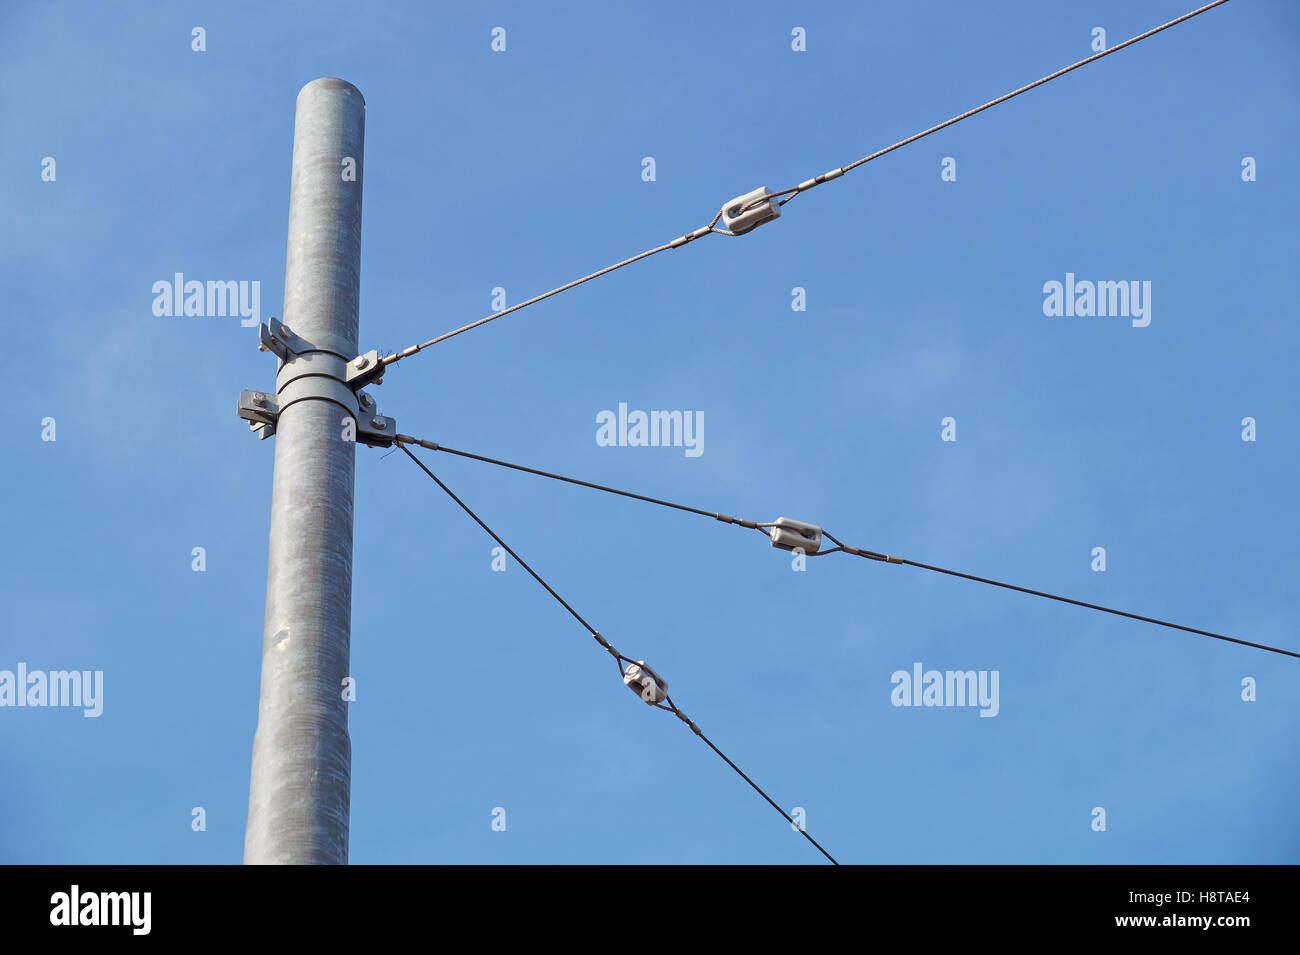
299 77 365 106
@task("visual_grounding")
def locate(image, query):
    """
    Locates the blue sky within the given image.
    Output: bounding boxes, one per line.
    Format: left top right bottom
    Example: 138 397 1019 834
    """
1 0 1296 864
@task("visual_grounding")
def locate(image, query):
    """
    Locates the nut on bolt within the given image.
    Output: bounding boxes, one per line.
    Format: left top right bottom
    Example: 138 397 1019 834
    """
371 417 386 430
251 393 268 408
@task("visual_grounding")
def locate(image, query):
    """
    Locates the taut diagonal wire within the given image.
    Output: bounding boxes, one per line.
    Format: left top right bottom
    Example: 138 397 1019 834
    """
393 433 1298 661
397 443 839 864
379 0 1231 367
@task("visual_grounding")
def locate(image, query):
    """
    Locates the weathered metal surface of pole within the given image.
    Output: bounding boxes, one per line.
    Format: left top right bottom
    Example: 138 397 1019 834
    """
245 77 365 865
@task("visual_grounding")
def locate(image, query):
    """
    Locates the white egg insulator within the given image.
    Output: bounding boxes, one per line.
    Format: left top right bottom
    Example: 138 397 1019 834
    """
720 187 781 235
769 517 823 554
623 661 669 705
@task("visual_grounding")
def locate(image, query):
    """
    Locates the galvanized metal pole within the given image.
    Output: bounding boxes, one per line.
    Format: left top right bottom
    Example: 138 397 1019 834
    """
244 77 366 864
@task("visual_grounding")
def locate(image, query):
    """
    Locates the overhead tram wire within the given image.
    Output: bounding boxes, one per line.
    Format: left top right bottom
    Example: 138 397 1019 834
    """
378 0 1232 369
393 434 766 528
396 442 840 865
377 0 1245 862
378 241 691 365
393 434 1299 661
778 0 1234 208
861 553 1299 662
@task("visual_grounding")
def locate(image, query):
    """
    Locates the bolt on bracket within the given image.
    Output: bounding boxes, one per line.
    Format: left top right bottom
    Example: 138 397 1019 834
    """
237 390 279 440
345 349 385 389
357 412 397 446
257 321 288 361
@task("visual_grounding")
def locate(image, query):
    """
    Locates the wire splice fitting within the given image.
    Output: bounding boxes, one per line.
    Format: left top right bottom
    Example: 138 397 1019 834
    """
669 226 712 249
672 707 702 735
395 434 439 452
795 167 845 193
593 631 623 661
842 545 904 564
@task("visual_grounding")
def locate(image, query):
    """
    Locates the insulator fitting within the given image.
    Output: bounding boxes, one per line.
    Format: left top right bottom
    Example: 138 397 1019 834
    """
720 186 781 235
623 660 669 705
768 517 823 554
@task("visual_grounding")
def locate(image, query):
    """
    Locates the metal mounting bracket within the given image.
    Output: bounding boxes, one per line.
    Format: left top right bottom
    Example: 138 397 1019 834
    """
345 349 385 389
258 315 317 362
258 320 288 361
357 408 398 446
240 321 397 447
237 390 280 440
